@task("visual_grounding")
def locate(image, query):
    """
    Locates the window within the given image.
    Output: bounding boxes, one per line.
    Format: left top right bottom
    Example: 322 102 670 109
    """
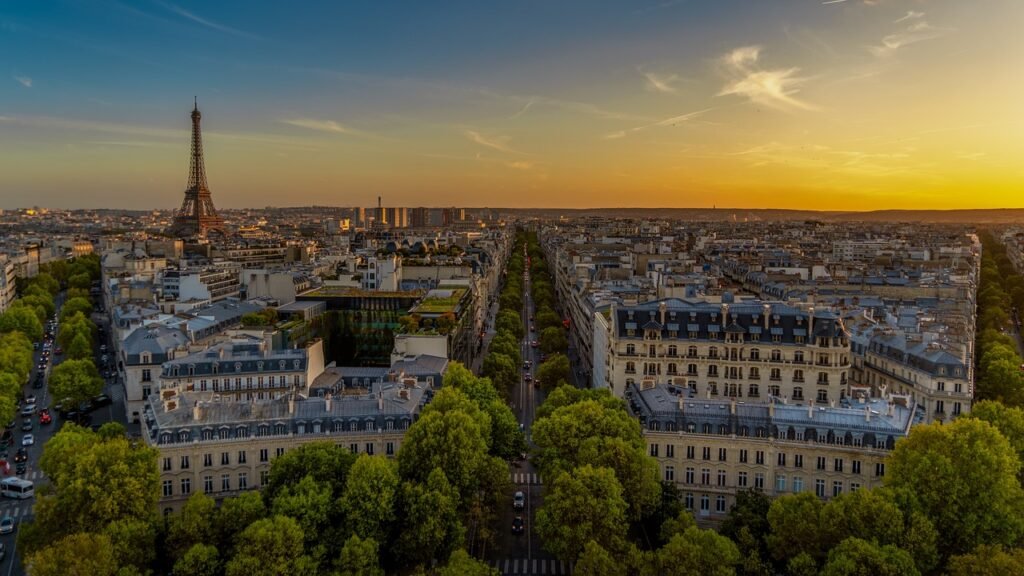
717 470 727 487
259 448 269 462
181 478 191 495
203 453 212 467
738 472 748 487
386 442 395 456
650 444 660 457
794 454 803 468
702 447 711 460
834 459 843 473
180 455 190 470
684 493 694 510
625 361 636 374
793 477 804 493
221 475 231 492
718 448 727 462
686 446 695 459
239 473 248 491
793 369 804 382
777 453 786 466
770 368 781 381
162 480 172 497
701 468 710 485
875 463 885 477
716 495 727 513
203 476 213 493
816 456 826 471
817 389 829 403
238 451 247 464
775 474 786 492
221 452 230 466
749 367 760 380
832 481 843 497
260 470 270 486
750 348 760 361
366 443 375 455
349 443 358 454
754 473 764 489
276 447 286 457
700 495 710 514
162 457 171 472
851 482 861 492
815 479 826 498
685 467 695 484
852 460 861 475
793 387 804 401
142 369 152 382
739 449 748 464
665 466 675 482
756 451 765 465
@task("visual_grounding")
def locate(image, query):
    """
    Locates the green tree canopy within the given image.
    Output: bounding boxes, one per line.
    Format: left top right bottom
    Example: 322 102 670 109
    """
394 469 465 568
535 465 629 561
174 544 221 576
819 537 919 576
335 534 384 576
225 515 317 576
48 358 104 409
0 306 43 341
765 492 826 566
25 532 118 576
340 455 400 543
60 296 94 323
537 353 570 391
264 441 356 504
657 527 742 576
167 492 217 561
947 545 1024 576
435 549 499 576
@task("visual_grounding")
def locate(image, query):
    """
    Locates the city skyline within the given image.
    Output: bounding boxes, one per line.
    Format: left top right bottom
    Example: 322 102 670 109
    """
1 0 1022 210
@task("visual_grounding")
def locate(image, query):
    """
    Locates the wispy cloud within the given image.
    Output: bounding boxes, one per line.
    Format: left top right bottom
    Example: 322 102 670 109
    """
14 76 32 88
821 0 848 5
717 46 816 111
603 108 714 140
509 97 538 120
870 15 953 57
640 69 679 93
280 118 351 134
463 130 528 155
506 161 534 170
153 1 260 39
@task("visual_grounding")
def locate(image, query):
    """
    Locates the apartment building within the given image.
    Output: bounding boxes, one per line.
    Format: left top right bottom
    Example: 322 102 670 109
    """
162 266 241 303
632 383 915 522
0 255 16 313
121 325 191 424
146 380 427 512
603 298 851 403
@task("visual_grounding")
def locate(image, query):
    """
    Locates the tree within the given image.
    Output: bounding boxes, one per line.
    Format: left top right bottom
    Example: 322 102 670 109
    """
48 358 104 409
174 544 221 576
57 312 95 350
539 326 568 355
104 518 156 574
29 272 60 296
575 540 627 576
721 489 772 559
67 272 92 290
947 545 1024 576
435 549 498 576
658 508 696 543
25 532 118 576
537 353 570 391
397 315 420 333
394 469 465 568
215 491 266 549
264 441 356 504
969 400 1024 483
340 455 399 543
67 331 92 360
60 296 94 323
16 293 55 323
167 492 217 560
482 352 518 395
535 465 629 561
496 309 524 339
819 537 919 576
536 309 563 332
0 306 43 341
886 418 1024 556
765 492 825 565
657 527 742 576
225 515 317 576
271 474 336 555
336 535 383 576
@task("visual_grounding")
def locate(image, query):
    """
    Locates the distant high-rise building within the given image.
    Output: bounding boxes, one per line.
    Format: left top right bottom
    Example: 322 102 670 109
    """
168 100 226 238
410 207 429 228
442 207 465 226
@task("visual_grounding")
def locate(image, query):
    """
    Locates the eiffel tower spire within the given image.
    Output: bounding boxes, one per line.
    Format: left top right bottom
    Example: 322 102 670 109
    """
169 99 226 238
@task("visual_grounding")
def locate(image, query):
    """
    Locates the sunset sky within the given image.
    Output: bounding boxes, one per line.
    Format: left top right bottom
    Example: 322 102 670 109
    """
1 0 1022 210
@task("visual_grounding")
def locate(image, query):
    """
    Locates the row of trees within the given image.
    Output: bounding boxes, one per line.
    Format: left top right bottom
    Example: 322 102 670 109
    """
50 255 106 410
975 231 1024 406
523 230 572 391
20 362 521 575
481 231 529 396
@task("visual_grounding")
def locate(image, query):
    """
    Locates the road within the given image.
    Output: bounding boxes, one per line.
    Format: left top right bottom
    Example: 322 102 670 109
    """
486 248 570 575
2 294 128 576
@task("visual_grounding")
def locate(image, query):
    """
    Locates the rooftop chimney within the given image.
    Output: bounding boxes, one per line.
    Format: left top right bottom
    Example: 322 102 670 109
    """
378 391 384 411
721 303 729 327
763 304 770 329
808 402 814 419
865 406 871 422
325 392 332 412
659 301 667 325
192 401 203 422
808 307 815 340
730 399 736 415
288 394 295 415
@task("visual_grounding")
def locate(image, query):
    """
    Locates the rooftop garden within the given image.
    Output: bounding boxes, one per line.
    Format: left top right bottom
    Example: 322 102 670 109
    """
302 286 425 298
411 287 468 314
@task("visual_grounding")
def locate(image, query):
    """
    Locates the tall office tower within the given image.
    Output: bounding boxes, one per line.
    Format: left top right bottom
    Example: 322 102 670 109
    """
168 100 226 238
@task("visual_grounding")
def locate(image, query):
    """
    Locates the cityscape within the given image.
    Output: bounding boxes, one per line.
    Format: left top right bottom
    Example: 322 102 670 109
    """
1 1 1024 576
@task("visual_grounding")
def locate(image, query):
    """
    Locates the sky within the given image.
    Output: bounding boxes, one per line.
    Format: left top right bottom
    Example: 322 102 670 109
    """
1 0 1022 211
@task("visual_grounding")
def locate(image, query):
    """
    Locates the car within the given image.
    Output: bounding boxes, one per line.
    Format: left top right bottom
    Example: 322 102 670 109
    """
530 340 538 348
54 347 62 355
530 325 536 332
21 435 34 447
0 431 11 449
24 395 35 405
20 404 35 417
14 462 26 475
32 342 39 350
91 394 113 409
530 315 535 322
39 411 51 425
512 516 525 535
13 449 27 463
20 420 31 432
0 517 13 535
534 378 541 389
32 378 44 390
100 344 107 352
513 491 525 510
524 374 532 382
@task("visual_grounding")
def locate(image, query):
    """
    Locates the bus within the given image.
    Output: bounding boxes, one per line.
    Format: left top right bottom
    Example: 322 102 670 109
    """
0 478 33 499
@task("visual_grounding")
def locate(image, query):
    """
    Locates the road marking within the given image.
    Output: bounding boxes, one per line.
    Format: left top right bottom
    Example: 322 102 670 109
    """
512 559 518 574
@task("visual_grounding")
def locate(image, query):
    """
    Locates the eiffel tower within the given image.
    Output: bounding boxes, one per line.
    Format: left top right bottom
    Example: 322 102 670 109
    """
168 99 226 238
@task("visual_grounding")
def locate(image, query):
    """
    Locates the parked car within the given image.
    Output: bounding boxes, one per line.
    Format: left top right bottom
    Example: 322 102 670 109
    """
19 420 31 433
20 405 35 417
24 395 35 405
512 516 525 535
90 394 113 410
0 517 13 535
513 491 525 510
21 434 34 447
54 347 62 355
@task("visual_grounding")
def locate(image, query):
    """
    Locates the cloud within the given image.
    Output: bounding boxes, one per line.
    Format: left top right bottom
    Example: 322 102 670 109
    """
506 161 534 170
870 15 953 57
14 76 32 88
717 46 816 111
640 70 679 93
603 108 714 139
463 130 527 155
821 0 848 4
153 1 260 39
280 118 351 134
509 97 538 119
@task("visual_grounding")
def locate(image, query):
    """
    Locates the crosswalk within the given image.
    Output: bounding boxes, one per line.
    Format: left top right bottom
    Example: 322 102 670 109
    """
492 558 572 575
0 502 35 518
511 472 542 486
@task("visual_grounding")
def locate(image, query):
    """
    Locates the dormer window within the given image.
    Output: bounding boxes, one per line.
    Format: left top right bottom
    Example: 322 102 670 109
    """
141 352 151 364
234 362 242 372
